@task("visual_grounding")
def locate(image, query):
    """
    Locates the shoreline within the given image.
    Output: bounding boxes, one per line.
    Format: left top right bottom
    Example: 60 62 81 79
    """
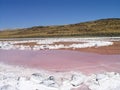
0 62 120 90
0 37 118 53
0 37 120 90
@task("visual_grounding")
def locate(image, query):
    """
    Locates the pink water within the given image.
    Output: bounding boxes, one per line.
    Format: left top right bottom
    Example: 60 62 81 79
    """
0 50 120 74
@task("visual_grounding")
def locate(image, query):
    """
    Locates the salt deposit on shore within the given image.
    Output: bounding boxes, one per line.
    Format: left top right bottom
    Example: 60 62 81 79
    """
0 38 114 50
0 37 120 90
0 63 120 90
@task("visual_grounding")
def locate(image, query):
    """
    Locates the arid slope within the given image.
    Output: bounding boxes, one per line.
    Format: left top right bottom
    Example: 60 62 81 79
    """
0 18 120 38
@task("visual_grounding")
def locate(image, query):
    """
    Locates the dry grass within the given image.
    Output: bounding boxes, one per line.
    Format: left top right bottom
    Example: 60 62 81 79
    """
0 18 120 38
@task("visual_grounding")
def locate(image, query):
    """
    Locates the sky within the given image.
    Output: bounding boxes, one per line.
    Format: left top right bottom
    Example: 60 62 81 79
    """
0 0 120 30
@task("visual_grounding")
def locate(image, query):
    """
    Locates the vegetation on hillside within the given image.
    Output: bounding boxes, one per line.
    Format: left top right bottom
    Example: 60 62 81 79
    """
0 18 120 38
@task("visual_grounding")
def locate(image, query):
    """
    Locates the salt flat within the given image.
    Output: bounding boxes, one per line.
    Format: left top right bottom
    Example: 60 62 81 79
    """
0 63 120 90
0 37 115 50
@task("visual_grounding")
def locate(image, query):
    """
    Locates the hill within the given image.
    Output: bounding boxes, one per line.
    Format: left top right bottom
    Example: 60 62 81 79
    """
0 18 120 38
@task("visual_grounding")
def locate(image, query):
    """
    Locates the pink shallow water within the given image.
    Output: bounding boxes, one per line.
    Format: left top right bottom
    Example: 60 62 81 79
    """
0 50 120 74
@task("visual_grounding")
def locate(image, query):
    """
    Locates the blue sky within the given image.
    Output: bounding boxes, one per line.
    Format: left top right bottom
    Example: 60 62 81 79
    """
0 0 120 30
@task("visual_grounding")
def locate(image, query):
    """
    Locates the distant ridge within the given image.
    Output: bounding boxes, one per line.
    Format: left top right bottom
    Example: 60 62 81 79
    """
0 18 120 38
